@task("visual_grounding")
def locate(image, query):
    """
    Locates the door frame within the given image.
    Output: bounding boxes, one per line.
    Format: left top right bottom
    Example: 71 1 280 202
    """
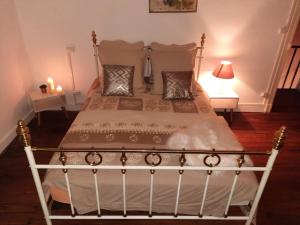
264 0 300 112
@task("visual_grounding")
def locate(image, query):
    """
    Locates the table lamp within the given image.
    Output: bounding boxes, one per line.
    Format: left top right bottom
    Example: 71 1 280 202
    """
212 60 234 93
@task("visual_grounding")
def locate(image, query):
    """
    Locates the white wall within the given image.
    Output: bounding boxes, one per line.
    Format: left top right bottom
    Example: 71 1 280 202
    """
0 1 33 153
14 0 293 111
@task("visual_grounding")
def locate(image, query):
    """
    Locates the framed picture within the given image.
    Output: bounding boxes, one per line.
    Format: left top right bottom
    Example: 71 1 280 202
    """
149 0 198 13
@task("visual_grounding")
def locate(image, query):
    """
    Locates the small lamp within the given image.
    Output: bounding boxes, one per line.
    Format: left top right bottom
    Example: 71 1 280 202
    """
212 60 234 93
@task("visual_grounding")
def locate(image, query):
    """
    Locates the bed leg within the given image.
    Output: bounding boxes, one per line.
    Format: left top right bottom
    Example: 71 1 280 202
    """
16 121 52 225
25 146 52 225
61 106 69 119
245 126 286 225
244 152 275 225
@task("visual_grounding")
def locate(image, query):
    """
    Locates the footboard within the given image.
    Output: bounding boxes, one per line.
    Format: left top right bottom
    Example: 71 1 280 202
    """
16 120 286 225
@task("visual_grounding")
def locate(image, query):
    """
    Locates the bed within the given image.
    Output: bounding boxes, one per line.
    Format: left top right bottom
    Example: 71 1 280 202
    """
16 31 287 225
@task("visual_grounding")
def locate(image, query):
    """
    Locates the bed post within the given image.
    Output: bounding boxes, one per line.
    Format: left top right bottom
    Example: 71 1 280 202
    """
16 120 52 225
245 126 287 225
196 33 206 81
92 30 101 81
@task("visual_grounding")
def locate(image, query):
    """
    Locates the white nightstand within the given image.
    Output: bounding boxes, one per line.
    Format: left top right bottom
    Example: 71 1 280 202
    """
29 90 68 126
206 89 239 124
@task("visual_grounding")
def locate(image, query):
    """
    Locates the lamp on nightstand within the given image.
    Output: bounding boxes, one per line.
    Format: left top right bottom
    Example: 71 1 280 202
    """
212 60 234 94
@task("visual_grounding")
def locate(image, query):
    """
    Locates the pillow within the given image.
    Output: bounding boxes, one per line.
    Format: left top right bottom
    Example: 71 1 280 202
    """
162 71 193 100
102 64 134 96
98 40 145 92
150 42 197 95
151 42 197 52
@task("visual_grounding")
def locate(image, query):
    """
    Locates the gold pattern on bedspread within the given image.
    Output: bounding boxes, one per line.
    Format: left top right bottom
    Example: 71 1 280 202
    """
172 100 198 113
62 130 170 146
83 94 210 113
118 97 143 111
61 92 212 148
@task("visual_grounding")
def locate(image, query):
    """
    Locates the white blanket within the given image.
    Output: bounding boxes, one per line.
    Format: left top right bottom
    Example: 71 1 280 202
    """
167 118 253 171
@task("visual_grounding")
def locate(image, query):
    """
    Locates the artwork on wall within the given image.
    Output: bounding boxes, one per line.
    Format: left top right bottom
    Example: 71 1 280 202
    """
149 0 198 13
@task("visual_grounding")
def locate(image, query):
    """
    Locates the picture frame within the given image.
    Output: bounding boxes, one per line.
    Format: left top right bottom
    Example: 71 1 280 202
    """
149 0 198 13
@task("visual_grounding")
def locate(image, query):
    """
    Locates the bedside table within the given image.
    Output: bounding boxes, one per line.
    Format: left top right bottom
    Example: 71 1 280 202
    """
29 90 68 126
206 89 239 124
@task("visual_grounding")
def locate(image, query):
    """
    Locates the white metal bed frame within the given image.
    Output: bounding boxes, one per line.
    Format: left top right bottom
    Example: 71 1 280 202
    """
16 122 286 225
16 31 287 225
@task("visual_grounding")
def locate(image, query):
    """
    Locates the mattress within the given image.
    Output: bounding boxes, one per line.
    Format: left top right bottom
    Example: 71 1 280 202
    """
43 88 258 216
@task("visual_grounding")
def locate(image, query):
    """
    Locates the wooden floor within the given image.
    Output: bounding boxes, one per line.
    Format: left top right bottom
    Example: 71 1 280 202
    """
0 110 300 225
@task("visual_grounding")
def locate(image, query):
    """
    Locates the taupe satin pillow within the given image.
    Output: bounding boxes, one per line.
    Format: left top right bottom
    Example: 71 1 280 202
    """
162 71 193 100
102 65 134 96
150 42 197 95
99 40 145 92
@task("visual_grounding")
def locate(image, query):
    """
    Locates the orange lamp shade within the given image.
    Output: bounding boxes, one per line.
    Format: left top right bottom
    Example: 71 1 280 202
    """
212 61 234 79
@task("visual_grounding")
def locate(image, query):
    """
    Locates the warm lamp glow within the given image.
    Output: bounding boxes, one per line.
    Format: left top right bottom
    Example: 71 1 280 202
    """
56 85 63 93
212 61 234 79
198 70 237 94
221 60 231 65
198 71 215 92
47 77 55 93
47 77 54 84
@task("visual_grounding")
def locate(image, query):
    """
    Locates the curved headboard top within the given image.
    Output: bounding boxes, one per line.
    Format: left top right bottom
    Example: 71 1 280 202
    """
91 30 206 82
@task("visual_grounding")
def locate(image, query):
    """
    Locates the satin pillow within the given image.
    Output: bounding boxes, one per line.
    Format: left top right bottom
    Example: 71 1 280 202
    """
99 40 145 92
102 65 134 96
150 42 197 95
162 71 193 100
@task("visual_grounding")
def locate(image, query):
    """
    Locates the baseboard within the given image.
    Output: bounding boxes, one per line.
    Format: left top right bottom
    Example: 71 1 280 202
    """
264 103 273 113
0 110 35 155
237 103 266 112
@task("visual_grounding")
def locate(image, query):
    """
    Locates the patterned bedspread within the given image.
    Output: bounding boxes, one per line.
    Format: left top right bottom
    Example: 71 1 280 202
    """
60 89 215 149
44 88 258 216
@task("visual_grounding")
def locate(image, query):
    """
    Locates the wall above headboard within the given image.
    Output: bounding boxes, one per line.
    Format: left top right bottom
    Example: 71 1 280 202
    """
14 0 294 111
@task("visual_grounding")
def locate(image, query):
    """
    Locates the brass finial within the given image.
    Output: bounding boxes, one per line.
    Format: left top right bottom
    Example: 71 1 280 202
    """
92 30 97 46
200 33 206 48
120 151 127 166
272 126 287 151
16 120 31 147
179 152 186 167
237 154 245 167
